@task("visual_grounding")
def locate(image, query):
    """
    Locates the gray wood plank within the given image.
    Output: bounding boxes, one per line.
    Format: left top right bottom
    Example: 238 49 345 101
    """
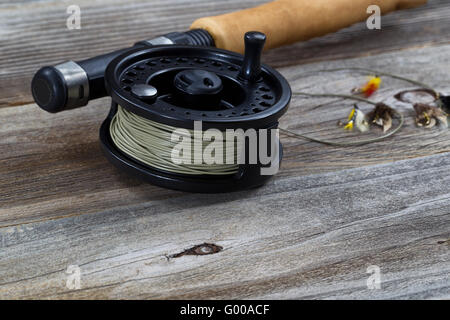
1 0 449 106
0 1 449 299
0 152 448 299
263 0 450 67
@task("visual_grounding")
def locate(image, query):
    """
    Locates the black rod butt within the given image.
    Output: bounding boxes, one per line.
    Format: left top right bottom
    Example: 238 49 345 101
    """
31 66 68 113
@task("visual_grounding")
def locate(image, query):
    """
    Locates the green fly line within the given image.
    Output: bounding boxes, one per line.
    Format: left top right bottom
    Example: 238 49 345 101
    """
110 105 240 175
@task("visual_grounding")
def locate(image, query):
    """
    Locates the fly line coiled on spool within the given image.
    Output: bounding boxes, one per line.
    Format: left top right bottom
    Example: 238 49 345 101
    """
110 106 241 175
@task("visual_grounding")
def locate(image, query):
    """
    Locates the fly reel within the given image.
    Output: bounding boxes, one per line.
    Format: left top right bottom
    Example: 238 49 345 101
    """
32 32 291 193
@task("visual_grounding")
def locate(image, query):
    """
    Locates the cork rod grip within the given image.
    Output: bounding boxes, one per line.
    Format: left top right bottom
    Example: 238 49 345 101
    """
190 0 427 53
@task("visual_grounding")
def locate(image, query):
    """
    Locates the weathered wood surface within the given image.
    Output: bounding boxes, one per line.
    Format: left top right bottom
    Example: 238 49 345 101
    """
0 0 449 299
1 152 449 299
1 0 450 107
1 44 449 228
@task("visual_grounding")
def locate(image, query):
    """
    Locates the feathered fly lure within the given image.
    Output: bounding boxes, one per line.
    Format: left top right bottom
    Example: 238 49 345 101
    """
413 103 448 128
439 95 450 114
367 103 396 133
343 103 397 133
352 76 381 97
344 105 369 132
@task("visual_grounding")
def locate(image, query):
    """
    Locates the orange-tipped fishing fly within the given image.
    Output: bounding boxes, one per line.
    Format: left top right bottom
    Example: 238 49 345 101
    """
361 76 381 97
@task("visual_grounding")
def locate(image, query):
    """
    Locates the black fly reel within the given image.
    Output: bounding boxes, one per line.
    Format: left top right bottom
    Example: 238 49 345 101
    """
34 32 291 193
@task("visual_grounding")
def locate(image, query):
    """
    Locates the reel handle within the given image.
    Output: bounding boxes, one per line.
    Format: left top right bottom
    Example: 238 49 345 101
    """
31 30 214 113
190 0 428 53
238 31 266 82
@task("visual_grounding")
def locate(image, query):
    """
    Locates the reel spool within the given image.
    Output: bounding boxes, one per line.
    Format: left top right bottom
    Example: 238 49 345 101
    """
33 32 291 193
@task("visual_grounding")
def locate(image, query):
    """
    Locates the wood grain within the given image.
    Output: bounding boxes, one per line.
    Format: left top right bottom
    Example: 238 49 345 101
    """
0 151 448 299
0 0 449 300
1 0 450 107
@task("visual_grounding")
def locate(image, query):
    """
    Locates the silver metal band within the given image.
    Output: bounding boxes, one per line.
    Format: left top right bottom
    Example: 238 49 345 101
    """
55 61 90 108
143 36 174 46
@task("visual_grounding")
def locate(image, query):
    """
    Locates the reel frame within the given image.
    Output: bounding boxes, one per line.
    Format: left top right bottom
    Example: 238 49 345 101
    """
31 31 292 193
101 41 291 193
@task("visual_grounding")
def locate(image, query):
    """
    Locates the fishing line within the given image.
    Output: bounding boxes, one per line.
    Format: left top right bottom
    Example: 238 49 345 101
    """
110 105 240 176
298 67 440 98
279 92 404 147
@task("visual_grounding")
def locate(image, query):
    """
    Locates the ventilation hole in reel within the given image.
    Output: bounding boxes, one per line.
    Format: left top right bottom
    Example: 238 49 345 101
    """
160 58 171 64
126 71 137 77
122 79 133 84
260 101 271 107
194 58 206 64
262 94 273 100
259 86 270 92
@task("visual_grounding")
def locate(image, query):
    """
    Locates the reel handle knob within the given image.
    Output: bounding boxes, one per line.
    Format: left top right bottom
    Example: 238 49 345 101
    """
238 32 266 82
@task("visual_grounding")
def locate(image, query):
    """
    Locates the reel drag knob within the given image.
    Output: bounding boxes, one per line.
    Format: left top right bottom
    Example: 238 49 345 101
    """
174 69 223 107
238 31 266 82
